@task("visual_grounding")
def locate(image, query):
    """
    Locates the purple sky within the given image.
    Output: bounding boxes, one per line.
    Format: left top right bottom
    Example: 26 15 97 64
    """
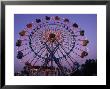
14 14 97 73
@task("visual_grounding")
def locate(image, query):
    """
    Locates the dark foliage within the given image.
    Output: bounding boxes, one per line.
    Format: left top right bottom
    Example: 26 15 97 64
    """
80 59 97 76
70 59 97 76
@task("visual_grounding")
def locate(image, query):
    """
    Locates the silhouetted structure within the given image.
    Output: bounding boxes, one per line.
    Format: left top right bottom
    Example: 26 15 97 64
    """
15 59 97 76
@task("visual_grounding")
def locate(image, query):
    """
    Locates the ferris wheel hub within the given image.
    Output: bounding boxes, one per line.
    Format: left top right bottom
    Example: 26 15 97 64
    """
49 33 56 38
48 33 56 43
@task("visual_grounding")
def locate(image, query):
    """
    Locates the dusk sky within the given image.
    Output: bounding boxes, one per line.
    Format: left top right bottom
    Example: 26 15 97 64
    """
14 14 97 73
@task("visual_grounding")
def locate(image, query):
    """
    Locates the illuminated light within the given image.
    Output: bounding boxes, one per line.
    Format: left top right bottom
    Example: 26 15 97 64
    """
19 30 26 36
80 51 88 58
55 16 60 20
81 40 89 46
55 31 61 41
26 23 32 28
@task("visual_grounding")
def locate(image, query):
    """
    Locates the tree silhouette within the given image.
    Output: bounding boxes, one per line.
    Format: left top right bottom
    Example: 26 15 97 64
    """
70 59 97 76
80 59 97 76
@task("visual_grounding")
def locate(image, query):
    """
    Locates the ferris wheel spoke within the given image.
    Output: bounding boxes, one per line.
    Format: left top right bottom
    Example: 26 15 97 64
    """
32 45 45 55
58 47 73 70
29 35 46 55
33 58 40 66
53 43 60 54
39 47 47 57
53 56 65 76
30 59 35 64
44 42 51 53
30 54 39 64
56 50 61 58
65 59 73 71
59 44 77 63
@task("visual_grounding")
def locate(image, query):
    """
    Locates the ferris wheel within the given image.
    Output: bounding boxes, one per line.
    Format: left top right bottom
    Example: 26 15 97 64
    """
16 16 89 76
